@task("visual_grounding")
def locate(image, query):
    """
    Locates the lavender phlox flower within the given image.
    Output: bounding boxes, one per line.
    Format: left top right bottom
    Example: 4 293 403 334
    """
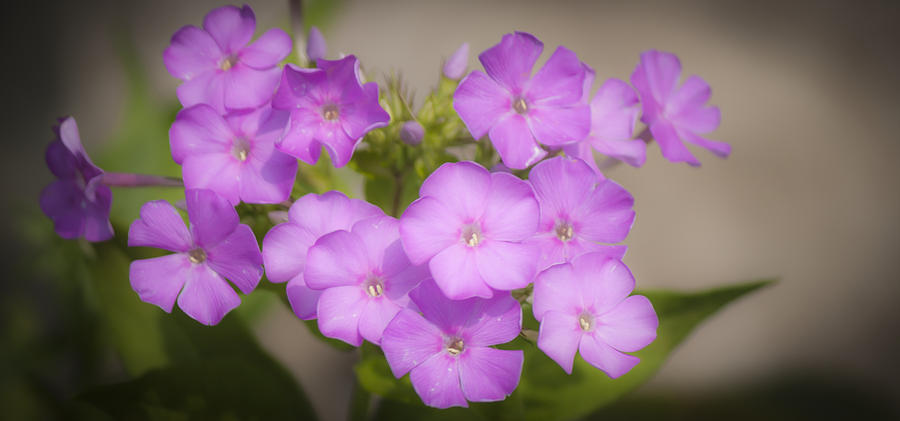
443 42 469 80
564 77 646 171
303 216 428 346
453 32 590 169
262 191 383 320
631 50 729 166
128 189 263 326
382 280 523 408
306 26 327 62
169 103 298 205
164 4 292 113
525 157 634 272
400 161 540 300
40 117 113 242
532 253 657 377
272 55 390 167
399 120 424 145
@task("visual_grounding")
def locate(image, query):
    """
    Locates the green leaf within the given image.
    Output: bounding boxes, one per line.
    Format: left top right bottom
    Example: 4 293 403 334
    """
516 279 775 421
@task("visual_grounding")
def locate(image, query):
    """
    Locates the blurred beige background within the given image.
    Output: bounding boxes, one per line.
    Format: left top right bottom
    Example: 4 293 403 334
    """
8 0 900 420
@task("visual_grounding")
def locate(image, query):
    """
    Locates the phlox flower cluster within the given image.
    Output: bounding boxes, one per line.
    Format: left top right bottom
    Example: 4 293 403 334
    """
38 3 732 410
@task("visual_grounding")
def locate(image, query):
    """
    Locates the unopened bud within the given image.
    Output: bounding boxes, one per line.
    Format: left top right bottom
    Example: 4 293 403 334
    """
400 121 425 145
443 42 469 80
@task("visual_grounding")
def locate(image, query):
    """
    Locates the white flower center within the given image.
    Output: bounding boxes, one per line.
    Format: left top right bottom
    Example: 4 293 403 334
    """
322 104 340 121
461 224 483 248
220 55 238 71
232 138 251 162
554 220 574 242
578 312 594 332
188 248 207 264
446 337 465 356
513 97 529 114
363 276 385 298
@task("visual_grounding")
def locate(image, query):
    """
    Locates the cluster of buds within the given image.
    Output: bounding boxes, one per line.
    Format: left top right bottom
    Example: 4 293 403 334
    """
39 4 728 409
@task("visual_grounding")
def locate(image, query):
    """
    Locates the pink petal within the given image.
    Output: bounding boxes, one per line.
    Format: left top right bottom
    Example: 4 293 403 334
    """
400 197 464 265
479 31 542 93
316 286 367 346
288 191 383 236
175 72 226 113
675 105 721 134
262 222 315 283
532 262 581 321
571 179 635 244
591 139 647 167
223 64 281 110
480 172 539 242
419 161 491 221
430 243 493 300
45 140 77 179
595 295 658 352
537 310 582 374
238 144 297 204
527 103 591 147
410 354 467 409
185 188 239 248
128 199 192 252
681 130 730 158
169 104 232 164
459 347 523 402
129 254 191 313
528 46 586 107
408 280 474 334
286 273 321 320
304 230 369 290
572 254 634 315
452 70 511 139
39 180 85 239
382 308 444 377
650 119 699 166
349 216 400 270
561 141 602 174
277 108 324 164
306 26 327 61
82 184 114 242
205 224 263 295
460 293 522 347
489 114 546 169
177 264 241 326
340 82 390 140
317 120 359 168
381 241 428 300
578 333 640 378
636 50 681 105
358 297 402 345
182 154 241 205
529 156 597 220
163 25 221 81
475 240 537 291
203 5 254 54
590 78 639 142
239 28 292 69
667 75 711 116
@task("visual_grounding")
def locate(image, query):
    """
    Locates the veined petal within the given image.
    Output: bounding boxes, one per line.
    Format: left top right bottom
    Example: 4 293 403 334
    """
240 28 292 69
459 347 523 402
129 254 191 313
203 5 254 54
128 199 192 252
595 295 658 352
489 114 546 169
177 264 241 326
578 333 640 378
453 70 511 139
479 31 542 93
537 310 582 374
316 286 367 346
185 188 239 248
410 353 467 409
205 224 263 295
528 46 586 106
382 308 444 377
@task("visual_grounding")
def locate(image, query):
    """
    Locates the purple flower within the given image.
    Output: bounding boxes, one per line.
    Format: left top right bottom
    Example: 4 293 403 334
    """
443 42 469 80
164 5 292 113
399 120 424 145
128 189 263 326
304 216 427 346
40 117 113 242
382 280 523 408
262 191 383 320
169 103 298 205
400 161 539 300
306 26 327 62
525 157 634 272
453 32 590 169
564 78 646 171
631 50 730 166
272 55 391 167
532 253 657 377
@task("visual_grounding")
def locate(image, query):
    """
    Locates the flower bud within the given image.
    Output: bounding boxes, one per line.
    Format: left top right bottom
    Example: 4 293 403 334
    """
307 26 327 62
442 42 469 80
400 121 425 145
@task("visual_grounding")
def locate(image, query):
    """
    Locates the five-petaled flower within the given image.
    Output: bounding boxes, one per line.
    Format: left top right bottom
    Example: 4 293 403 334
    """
164 4 292 113
128 189 263 326
532 252 658 377
453 31 591 169
382 280 524 408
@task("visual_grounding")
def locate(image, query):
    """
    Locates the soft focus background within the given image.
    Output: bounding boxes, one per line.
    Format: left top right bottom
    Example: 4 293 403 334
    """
4 0 900 420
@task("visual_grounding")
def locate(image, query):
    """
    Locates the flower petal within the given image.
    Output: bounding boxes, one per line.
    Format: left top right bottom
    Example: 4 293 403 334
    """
459 347 523 402
489 114 546 169
169 104 232 164
288 191 383 236
163 25 221 81
532 262 581 321
382 308 444 377
223 64 281 110
675 105 721 135
240 28 292 69
205 224 263 295
527 103 591 146
475 240 537 291
262 222 315 283
571 179 635 244
182 154 241 205
185 189 239 247
529 156 597 221
591 139 647 167
203 5 254 54
316 285 367 346
128 199 192 252
277 108 324 164
399 197 463 265
453 70 511 139
177 264 241 326
595 295 658 352
650 119 699 166
419 161 491 221
239 143 297 204
572 254 634 315
537 310 582 374
82 182 114 242
304 230 369 290
461 293 522 347
129 254 191 313
480 172 539 242
39 180 85 239
45 140 77 179
528 46 586 106
667 75 711 116
479 31 542 93
286 273 321 320
681 130 730 158
175 72 226 113
341 82 390 140
578 333 639 378
430 243 493 300
410 353 467 409
635 50 681 106
358 297 402 345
